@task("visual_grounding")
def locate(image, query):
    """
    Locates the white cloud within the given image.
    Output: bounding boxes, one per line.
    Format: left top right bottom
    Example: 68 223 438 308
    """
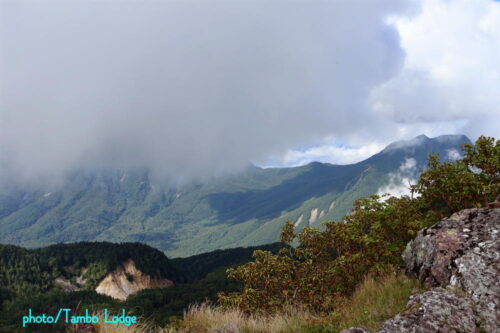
399 157 417 172
447 148 462 161
377 175 415 198
371 0 500 139
262 0 500 169
262 141 386 167
377 157 418 197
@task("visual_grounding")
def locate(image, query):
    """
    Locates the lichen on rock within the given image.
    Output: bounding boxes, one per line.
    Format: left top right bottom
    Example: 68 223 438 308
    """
345 208 499 332
383 208 500 332
378 288 478 333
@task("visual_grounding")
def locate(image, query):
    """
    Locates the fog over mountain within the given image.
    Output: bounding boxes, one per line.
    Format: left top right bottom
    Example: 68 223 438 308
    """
0 134 471 257
1 0 499 184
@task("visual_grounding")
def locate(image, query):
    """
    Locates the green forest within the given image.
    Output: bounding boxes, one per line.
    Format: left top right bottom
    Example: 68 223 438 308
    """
0 241 282 332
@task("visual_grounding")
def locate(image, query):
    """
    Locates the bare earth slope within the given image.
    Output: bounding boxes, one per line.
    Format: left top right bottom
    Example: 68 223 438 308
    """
95 259 173 301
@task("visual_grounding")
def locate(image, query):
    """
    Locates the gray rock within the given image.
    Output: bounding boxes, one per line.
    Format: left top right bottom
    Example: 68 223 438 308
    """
378 288 478 333
380 208 500 332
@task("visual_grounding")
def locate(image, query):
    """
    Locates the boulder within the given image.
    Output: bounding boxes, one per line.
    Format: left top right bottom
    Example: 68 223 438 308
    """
378 288 477 333
382 208 499 332
403 208 499 290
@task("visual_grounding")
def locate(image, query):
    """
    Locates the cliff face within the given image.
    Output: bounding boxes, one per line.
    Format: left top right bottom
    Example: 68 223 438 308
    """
382 208 499 332
95 259 173 300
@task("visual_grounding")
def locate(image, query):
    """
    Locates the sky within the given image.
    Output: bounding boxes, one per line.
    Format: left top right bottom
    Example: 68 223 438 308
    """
0 0 499 183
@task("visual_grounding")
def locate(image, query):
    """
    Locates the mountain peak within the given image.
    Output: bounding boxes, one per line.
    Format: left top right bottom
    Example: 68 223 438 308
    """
381 134 470 153
382 134 430 152
433 134 471 144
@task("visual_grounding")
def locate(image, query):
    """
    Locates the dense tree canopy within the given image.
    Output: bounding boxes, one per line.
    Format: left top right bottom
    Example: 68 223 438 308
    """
0 242 181 297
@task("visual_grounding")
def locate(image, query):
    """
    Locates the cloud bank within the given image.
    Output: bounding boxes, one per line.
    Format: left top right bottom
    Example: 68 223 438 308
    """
264 139 386 168
0 0 498 183
0 0 414 183
371 0 500 140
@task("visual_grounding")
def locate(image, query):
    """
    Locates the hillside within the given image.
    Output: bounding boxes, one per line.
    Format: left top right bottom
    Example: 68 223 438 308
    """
0 242 180 297
0 241 284 332
0 134 471 257
167 136 499 333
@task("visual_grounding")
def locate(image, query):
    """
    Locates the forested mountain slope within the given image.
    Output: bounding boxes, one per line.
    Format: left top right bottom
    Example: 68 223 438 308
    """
0 134 470 257
0 241 283 332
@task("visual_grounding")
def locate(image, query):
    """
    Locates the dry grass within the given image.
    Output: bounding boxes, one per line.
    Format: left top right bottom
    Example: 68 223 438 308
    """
92 320 161 333
333 272 423 331
165 303 317 333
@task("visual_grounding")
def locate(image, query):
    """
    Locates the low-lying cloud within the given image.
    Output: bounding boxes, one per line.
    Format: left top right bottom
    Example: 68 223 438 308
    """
377 157 418 198
0 0 413 183
0 0 498 184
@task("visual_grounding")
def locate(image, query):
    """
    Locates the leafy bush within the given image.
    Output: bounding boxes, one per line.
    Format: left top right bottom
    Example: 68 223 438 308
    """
413 136 499 214
218 195 429 313
219 136 499 314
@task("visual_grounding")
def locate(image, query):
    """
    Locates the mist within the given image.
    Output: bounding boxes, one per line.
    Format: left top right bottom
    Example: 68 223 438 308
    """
1 0 498 185
0 0 415 184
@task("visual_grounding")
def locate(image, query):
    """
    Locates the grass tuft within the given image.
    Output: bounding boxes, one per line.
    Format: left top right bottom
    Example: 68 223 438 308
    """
165 303 317 333
333 272 423 331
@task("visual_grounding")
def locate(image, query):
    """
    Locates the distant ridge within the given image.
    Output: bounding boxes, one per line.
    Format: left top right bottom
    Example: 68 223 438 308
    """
381 134 470 153
0 134 471 257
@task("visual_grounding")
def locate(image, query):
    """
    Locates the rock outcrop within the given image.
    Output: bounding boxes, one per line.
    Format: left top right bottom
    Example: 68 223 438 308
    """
378 288 479 332
343 208 499 332
380 208 499 332
95 259 173 300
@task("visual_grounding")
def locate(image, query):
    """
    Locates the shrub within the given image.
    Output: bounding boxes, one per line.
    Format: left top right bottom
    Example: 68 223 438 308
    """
412 135 499 214
219 195 429 313
219 136 499 314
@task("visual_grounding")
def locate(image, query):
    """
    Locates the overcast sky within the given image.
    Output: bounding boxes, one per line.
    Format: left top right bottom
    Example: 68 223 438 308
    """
1 0 499 183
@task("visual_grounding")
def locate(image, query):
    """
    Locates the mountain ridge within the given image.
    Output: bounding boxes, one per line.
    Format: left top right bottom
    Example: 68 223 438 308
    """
0 134 472 257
